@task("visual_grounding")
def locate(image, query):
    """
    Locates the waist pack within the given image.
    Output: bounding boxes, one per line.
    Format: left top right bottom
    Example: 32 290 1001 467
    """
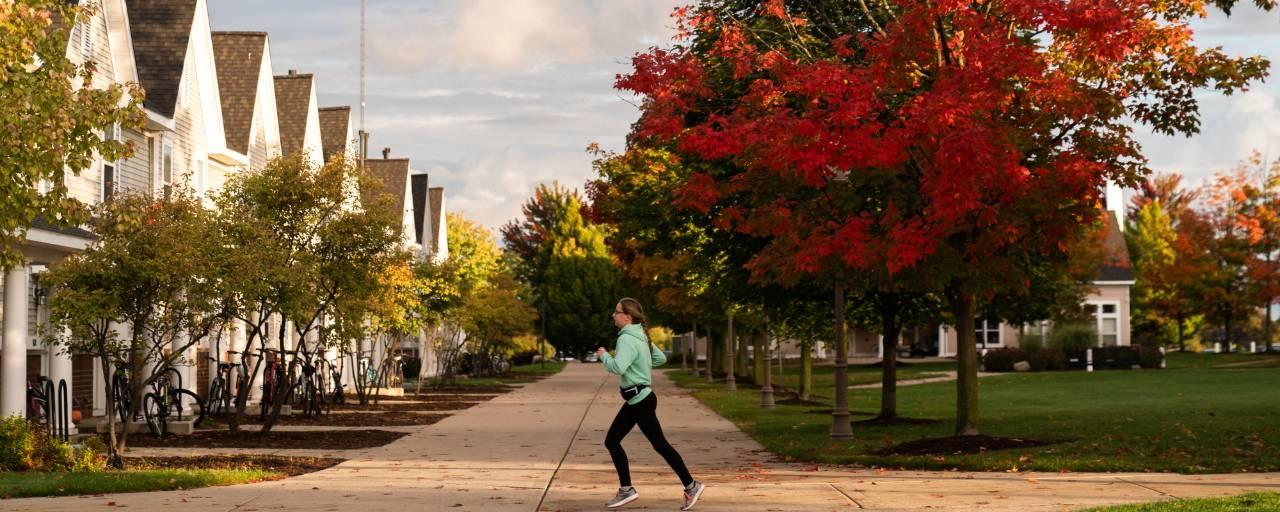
619 384 650 401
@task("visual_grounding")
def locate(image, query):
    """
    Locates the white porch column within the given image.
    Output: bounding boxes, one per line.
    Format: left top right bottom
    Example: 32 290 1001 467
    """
48 329 78 434
172 328 191 409
2 266 30 417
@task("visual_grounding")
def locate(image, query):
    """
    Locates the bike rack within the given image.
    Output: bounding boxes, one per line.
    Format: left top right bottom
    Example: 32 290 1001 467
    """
55 380 69 442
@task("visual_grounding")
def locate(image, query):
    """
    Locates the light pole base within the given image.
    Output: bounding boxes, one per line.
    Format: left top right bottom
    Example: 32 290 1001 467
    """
760 386 775 408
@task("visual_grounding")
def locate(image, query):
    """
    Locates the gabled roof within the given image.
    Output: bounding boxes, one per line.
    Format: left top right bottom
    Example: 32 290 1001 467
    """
411 174 429 245
429 187 444 253
274 71 315 157
361 158 411 213
318 106 352 163
31 215 96 241
211 32 267 155
125 0 197 118
1098 211 1134 282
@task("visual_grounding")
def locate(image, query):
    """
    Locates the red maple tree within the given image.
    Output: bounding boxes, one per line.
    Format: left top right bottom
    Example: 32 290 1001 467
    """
617 0 1268 435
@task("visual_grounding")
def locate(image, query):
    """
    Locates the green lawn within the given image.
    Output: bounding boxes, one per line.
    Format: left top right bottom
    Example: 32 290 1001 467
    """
0 468 280 499
665 353 1280 473
424 360 567 387
1164 351 1280 370
1086 493 1280 511
764 359 956 394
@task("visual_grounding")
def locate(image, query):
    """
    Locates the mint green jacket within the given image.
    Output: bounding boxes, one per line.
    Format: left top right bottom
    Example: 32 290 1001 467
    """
600 323 667 405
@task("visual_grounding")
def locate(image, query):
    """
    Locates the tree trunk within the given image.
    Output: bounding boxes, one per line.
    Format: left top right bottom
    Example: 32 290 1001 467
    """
1223 311 1234 353
950 287 980 436
736 325 749 381
706 326 718 382
831 283 854 439
725 311 737 391
799 344 812 401
879 298 901 420
1176 318 1186 352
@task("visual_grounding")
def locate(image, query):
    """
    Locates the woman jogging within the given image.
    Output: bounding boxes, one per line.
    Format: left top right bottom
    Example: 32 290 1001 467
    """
597 297 705 510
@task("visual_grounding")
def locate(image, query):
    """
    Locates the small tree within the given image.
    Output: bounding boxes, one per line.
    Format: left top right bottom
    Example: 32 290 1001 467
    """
1 0 145 272
44 192 227 467
461 273 536 376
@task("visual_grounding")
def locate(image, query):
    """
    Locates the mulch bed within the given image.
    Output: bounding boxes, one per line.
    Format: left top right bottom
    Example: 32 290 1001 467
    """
427 385 521 393
123 455 344 476
207 411 451 427
117 429 407 450
874 434 1059 456
329 398 490 412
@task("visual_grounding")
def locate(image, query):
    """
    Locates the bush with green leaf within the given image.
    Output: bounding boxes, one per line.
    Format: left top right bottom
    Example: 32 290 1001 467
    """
1137 345 1164 369
1049 324 1098 353
1020 333 1046 354
982 348 1026 372
0 416 38 471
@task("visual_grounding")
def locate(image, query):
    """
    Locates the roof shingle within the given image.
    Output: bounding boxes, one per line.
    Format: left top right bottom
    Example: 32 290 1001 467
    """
411 174 429 245
318 106 352 163
428 187 444 253
361 159 411 217
1098 211 1135 282
211 32 267 155
126 0 197 118
274 71 315 157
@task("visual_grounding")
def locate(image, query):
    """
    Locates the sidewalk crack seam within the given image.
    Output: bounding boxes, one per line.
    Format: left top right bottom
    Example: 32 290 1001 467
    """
828 483 864 508
227 495 260 512
1118 478 1181 500
534 373 608 511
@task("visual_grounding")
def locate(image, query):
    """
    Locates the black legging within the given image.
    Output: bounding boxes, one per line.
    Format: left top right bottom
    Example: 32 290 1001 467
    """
604 393 694 487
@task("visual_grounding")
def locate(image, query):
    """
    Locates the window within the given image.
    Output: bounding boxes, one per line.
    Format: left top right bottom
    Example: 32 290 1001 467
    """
101 123 119 202
161 139 173 198
1088 302 1121 346
975 318 1003 348
147 135 155 192
102 164 115 202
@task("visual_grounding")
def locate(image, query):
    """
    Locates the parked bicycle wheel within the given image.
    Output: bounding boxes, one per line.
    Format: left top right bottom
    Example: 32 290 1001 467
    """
173 389 206 428
112 374 131 425
206 380 225 417
142 392 166 437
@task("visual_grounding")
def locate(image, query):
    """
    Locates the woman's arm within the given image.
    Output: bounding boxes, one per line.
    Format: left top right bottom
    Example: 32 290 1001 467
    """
601 338 638 375
651 344 667 367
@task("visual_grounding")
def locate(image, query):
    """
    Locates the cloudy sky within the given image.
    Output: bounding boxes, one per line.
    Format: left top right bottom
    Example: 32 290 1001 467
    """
206 1 1280 230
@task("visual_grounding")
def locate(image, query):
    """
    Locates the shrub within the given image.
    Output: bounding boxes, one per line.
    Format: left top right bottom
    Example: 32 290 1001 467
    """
1020 333 1046 354
982 348 1026 372
71 436 107 472
510 349 540 366
1110 346 1137 369
1137 345 1164 369
1024 348 1067 372
1049 323 1098 354
0 416 37 471
0 417 101 472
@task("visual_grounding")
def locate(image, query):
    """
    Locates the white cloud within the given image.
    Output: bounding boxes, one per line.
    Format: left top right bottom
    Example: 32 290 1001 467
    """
423 144 599 230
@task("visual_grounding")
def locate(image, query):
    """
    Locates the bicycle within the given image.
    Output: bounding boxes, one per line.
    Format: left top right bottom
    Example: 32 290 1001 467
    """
204 352 241 418
287 349 326 418
258 348 288 420
26 376 53 425
325 358 346 405
141 365 205 436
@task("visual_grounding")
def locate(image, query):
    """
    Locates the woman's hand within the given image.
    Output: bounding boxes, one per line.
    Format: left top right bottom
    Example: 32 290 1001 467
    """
596 347 607 358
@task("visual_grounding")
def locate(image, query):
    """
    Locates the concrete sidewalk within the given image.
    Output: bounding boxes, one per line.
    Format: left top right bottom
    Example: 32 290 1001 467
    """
10 362 1279 511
